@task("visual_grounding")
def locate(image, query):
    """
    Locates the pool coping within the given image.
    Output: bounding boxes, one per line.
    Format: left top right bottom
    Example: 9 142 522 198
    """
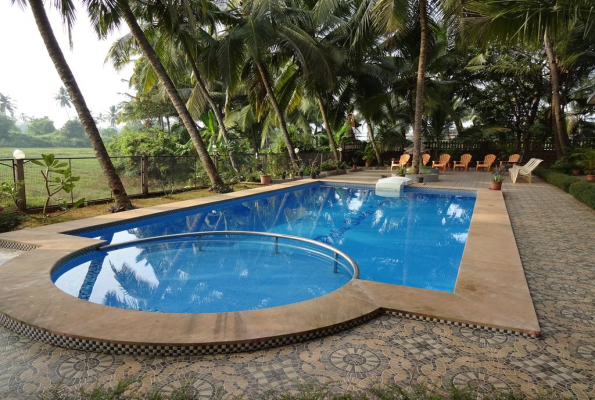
0 178 540 355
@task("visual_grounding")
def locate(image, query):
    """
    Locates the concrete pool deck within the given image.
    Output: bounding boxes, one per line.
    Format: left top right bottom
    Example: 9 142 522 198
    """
0 170 538 356
0 171 593 399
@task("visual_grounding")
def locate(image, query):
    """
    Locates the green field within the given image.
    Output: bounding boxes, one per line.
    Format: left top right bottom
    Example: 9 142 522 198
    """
0 147 96 158
0 148 199 209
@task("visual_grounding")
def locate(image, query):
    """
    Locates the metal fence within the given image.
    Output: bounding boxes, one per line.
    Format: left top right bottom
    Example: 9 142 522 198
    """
0 156 204 211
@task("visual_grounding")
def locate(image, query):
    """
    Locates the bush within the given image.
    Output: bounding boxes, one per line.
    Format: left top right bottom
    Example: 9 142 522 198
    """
538 170 578 192
569 181 595 209
0 209 25 233
550 160 575 175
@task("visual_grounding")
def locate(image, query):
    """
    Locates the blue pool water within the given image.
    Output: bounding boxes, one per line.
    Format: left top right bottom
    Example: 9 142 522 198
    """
53 183 476 313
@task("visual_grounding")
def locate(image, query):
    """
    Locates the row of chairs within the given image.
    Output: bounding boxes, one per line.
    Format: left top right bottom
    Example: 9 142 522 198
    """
391 153 522 172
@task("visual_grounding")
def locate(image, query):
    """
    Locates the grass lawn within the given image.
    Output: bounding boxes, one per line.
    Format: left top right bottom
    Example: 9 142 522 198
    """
20 183 260 229
0 147 203 209
0 147 96 158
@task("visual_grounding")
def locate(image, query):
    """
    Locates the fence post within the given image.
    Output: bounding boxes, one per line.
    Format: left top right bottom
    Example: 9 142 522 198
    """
141 155 149 195
13 159 26 212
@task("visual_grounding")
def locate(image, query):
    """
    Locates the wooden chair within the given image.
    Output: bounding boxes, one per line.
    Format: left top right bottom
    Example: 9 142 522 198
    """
452 154 472 172
432 154 451 171
476 154 497 172
499 153 521 166
390 154 410 170
509 158 543 183
422 154 431 165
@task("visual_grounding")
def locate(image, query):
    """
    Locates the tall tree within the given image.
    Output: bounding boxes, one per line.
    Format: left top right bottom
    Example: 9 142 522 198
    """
19 0 133 210
464 0 594 157
88 0 227 189
0 93 17 118
106 104 118 128
54 86 72 119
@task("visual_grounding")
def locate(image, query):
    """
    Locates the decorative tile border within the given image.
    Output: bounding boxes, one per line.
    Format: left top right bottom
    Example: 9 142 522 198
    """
0 310 382 356
0 305 538 357
0 240 37 251
384 311 539 339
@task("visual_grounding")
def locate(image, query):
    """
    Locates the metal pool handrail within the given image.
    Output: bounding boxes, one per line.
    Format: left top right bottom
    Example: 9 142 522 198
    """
98 231 359 279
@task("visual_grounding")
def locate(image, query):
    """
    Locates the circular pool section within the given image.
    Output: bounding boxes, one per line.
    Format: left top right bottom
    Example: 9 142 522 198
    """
52 232 357 313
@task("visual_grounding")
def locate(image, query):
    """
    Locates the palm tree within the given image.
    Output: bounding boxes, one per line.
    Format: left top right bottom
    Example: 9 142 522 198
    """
88 0 227 190
54 86 72 119
219 0 335 166
19 0 133 210
463 0 595 157
0 93 17 118
106 105 118 128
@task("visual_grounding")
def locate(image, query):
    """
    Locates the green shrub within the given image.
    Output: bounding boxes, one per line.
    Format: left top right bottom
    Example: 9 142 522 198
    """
569 181 595 209
550 160 575 175
0 209 25 233
541 171 578 192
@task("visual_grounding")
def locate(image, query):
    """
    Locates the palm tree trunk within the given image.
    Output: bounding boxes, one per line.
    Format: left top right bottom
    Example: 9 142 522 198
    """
28 0 133 210
315 92 340 161
119 2 226 189
544 34 570 158
181 40 239 172
366 120 382 164
256 61 297 165
412 0 428 174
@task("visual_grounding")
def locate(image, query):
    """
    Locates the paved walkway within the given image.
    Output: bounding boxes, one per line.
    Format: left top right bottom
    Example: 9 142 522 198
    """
0 172 594 399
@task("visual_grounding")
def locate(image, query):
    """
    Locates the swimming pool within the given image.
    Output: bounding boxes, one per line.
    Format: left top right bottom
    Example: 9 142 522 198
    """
53 183 476 313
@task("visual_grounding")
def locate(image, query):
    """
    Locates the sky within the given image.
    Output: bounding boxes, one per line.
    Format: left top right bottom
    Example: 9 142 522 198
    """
0 1 133 129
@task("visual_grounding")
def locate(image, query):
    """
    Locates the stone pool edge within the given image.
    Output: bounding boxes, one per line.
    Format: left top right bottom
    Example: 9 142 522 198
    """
0 178 540 356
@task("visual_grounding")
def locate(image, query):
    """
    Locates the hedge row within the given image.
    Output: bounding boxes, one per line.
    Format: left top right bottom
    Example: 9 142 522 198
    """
535 169 595 209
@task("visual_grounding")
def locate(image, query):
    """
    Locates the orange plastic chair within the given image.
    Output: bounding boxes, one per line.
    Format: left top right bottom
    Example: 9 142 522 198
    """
476 154 497 171
499 153 520 166
391 154 410 170
432 154 451 171
452 154 472 172
422 154 431 165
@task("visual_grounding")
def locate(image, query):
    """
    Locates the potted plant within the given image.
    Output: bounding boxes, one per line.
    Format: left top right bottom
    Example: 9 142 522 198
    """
362 144 376 167
395 167 406 177
490 174 504 190
311 169 319 179
571 148 595 181
260 172 272 185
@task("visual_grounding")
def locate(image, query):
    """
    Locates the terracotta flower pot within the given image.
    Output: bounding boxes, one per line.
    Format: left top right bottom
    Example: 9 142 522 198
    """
365 161 372 167
397 174 405 177
490 181 503 190
260 174 272 185
572 168 582 176
352 165 357 171
311 172 318 179
588 175 595 182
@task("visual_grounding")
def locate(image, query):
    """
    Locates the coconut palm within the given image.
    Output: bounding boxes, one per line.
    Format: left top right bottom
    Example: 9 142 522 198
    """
54 86 72 119
462 0 595 157
15 0 133 210
218 0 336 166
86 0 227 190
106 104 118 128
0 93 17 118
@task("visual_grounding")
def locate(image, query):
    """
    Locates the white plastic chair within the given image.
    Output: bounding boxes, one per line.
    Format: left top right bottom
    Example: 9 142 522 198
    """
509 158 543 183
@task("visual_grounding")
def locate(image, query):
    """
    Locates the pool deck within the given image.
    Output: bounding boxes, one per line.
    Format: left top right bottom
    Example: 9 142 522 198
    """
1 170 594 398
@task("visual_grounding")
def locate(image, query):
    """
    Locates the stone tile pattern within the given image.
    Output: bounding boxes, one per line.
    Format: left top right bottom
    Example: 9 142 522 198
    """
0 173 593 399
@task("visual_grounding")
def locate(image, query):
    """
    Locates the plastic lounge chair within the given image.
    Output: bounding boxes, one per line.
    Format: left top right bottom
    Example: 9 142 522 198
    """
391 154 410 170
476 154 497 172
509 158 543 183
422 154 431 165
432 154 451 171
452 154 472 172
499 153 521 166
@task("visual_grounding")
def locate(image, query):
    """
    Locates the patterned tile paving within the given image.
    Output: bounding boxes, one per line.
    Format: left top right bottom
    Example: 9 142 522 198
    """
0 173 593 399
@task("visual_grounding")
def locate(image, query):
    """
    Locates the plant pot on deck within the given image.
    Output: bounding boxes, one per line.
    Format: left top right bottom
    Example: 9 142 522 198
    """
588 175 595 182
490 181 503 190
260 174 272 185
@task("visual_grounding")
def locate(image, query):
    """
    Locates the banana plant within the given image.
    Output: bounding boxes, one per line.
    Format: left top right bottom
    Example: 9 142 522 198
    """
31 154 85 218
